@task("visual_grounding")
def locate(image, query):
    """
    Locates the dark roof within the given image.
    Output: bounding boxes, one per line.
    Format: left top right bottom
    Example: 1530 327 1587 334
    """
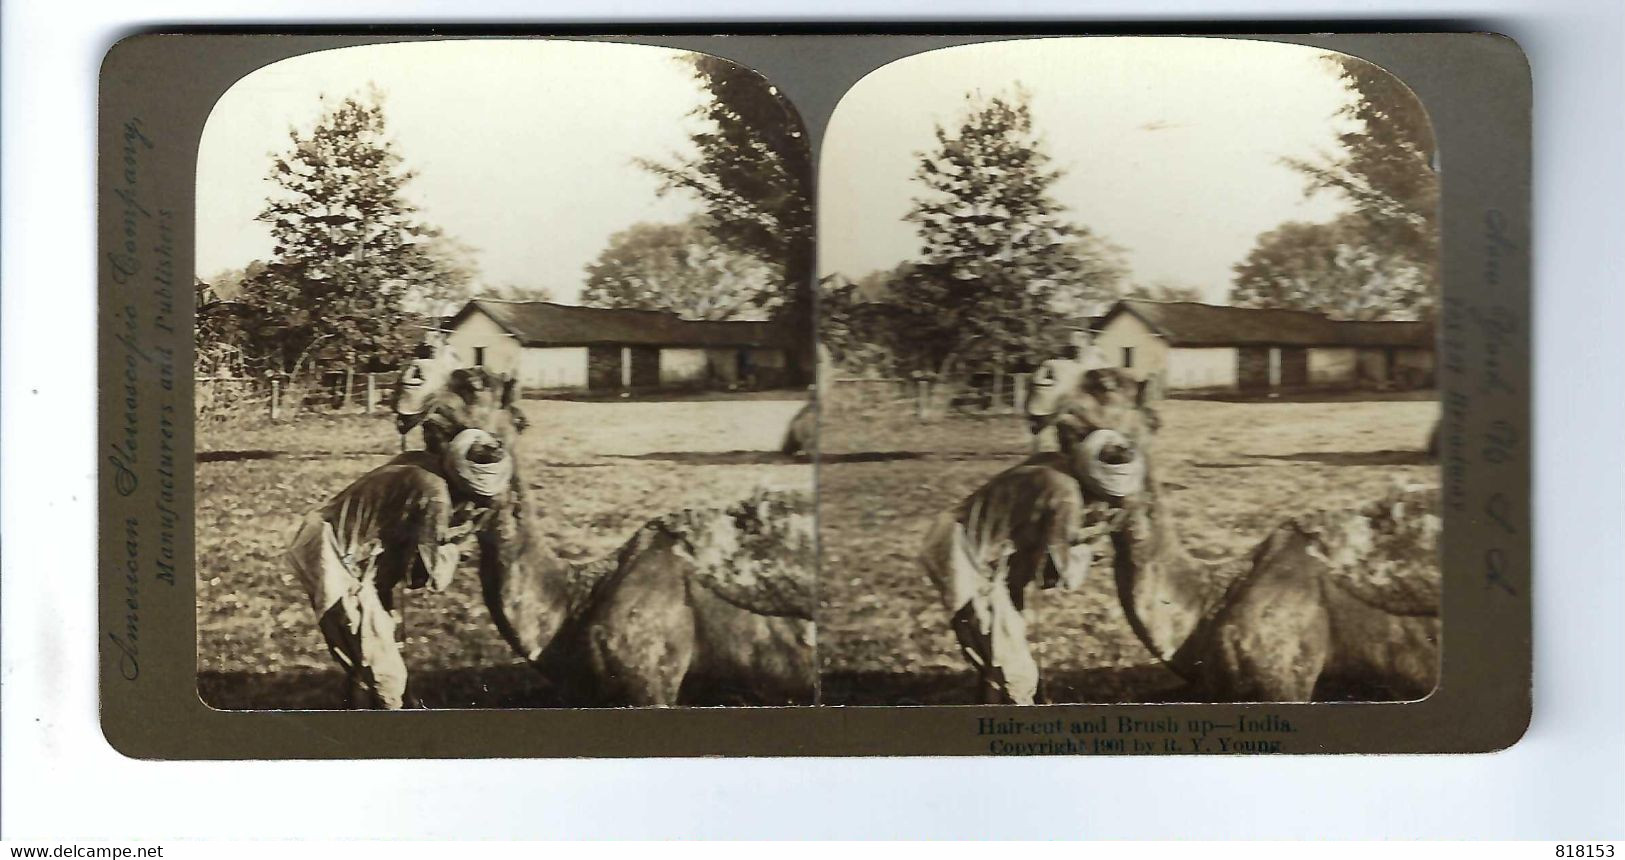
1102 299 1433 348
452 299 784 349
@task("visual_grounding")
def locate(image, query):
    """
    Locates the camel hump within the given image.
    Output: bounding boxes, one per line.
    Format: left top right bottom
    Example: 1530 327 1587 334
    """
651 488 817 620
1293 486 1442 617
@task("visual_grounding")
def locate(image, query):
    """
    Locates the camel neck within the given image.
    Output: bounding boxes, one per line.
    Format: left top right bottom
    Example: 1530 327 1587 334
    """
476 488 576 663
1111 482 1226 674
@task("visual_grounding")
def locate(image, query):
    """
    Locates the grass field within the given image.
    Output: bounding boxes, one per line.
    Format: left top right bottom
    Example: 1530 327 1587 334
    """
196 392 813 710
816 392 1440 705
199 387 1436 709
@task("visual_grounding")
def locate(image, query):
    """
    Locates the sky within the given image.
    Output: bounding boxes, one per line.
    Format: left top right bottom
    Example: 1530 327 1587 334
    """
196 40 716 307
818 37 1374 305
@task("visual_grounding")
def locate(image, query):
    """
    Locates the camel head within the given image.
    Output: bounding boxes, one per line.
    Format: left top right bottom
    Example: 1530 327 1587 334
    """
1050 368 1161 502
399 365 528 472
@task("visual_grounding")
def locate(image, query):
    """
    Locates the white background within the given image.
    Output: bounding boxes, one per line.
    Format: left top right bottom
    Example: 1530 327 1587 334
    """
4 0 1622 840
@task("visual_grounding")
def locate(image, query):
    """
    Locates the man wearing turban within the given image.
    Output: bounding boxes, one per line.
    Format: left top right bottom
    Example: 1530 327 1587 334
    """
285 428 514 709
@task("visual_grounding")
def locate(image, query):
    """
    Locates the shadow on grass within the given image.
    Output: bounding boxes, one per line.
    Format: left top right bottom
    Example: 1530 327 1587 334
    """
197 450 280 463
820 450 1018 464
1246 450 1432 467
198 450 392 463
606 449 998 466
820 451 926 464
610 451 803 466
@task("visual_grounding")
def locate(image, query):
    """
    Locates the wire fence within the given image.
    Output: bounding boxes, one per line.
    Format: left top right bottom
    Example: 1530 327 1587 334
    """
824 372 1035 420
195 370 395 424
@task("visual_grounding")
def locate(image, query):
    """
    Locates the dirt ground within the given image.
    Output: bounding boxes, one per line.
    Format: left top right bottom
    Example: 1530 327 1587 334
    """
196 393 812 710
816 392 1440 705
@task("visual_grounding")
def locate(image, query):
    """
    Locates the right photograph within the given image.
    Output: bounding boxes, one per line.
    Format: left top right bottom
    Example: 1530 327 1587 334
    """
816 38 1442 706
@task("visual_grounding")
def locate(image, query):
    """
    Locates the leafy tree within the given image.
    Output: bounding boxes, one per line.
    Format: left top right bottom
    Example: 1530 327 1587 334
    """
637 57 814 371
248 91 443 374
1124 280 1204 303
1284 54 1439 294
1049 233 1132 318
901 88 1091 372
1230 214 1430 319
486 283 559 304
818 268 942 376
581 218 779 320
408 234 482 315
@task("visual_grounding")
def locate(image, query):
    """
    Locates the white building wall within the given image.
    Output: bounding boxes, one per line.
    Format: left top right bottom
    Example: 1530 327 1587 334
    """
519 346 589 389
444 309 522 375
659 348 710 385
1165 347 1239 389
1308 347 1359 384
1094 312 1170 379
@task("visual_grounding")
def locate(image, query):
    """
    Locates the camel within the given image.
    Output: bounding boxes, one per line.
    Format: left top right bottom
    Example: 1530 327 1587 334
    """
389 366 816 706
925 367 1440 703
1111 477 1440 702
781 401 816 456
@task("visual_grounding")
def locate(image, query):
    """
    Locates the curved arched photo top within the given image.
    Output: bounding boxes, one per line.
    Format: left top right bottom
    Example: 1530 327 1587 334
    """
197 39 811 341
814 37 1441 707
820 37 1437 321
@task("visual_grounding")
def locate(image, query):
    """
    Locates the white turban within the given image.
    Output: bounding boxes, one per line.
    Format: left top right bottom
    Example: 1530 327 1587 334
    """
1079 428 1146 498
444 428 514 499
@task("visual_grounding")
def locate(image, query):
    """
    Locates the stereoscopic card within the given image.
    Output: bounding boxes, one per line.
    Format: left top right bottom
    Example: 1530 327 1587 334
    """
98 31 1530 757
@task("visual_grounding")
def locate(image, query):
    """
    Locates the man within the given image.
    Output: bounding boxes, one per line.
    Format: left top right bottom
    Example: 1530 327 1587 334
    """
1025 328 1113 452
285 427 513 709
391 342 454 450
920 408 1149 704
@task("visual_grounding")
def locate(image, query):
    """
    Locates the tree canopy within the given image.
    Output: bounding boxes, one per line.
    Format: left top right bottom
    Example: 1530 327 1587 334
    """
241 92 447 374
1251 54 1440 319
581 218 779 320
1231 214 1431 319
896 88 1099 371
1125 280 1204 303
637 57 813 354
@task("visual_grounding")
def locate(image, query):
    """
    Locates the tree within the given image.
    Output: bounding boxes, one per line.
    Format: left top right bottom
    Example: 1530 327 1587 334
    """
1049 233 1132 318
637 57 814 370
487 283 559 304
901 88 1092 372
1125 280 1204 303
581 218 779 320
819 267 942 375
1230 214 1431 319
407 234 482 315
1284 54 1439 294
249 91 443 374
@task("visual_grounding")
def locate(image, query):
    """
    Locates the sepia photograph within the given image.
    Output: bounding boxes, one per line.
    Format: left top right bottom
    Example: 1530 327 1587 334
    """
192 40 817 709
816 38 1442 705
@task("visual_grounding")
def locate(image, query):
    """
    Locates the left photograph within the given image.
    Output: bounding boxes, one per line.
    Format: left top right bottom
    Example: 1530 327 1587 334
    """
193 41 817 709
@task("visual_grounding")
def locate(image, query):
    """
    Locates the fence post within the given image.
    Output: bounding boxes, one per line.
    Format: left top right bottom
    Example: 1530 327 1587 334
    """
340 366 355 411
991 364 1005 414
270 379 281 422
365 373 377 414
915 379 930 420
1012 372 1030 415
